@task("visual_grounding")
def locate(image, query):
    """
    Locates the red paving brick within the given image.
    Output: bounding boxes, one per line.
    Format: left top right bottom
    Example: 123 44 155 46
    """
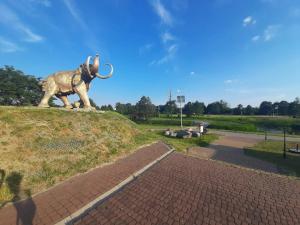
0 142 170 225
72 153 300 225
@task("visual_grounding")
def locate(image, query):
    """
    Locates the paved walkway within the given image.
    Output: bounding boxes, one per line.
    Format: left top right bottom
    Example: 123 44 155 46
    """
71 152 300 225
188 135 279 173
0 142 170 225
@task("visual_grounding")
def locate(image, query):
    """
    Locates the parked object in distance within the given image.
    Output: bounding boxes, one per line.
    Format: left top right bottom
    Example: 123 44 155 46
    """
164 128 205 139
289 144 300 154
38 54 113 109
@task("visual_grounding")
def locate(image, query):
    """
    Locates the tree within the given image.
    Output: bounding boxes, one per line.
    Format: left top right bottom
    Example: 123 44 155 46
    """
100 104 114 111
219 100 231 114
135 96 156 120
259 101 273 115
163 100 178 117
115 102 126 114
183 102 193 117
278 101 289 115
289 98 300 117
0 66 55 106
79 98 100 110
233 104 243 115
192 101 205 115
115 102 135 115
244 105 254 115
206 102 221 114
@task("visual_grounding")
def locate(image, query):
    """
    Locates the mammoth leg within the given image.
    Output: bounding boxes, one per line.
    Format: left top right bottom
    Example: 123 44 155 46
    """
58 95 72 109
76 84 91 108
78 91 91 108
38 90 56 108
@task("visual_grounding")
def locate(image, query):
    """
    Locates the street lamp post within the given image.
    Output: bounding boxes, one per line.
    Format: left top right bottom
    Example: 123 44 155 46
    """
177 95 185 129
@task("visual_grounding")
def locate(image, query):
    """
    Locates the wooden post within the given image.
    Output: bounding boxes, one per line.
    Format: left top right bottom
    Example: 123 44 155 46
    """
265 130 267 141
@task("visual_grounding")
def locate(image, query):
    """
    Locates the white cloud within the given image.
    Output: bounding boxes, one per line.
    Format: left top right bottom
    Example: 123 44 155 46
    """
243 16 256 27
263 25 280 41
157 44 178 65
63 0 87 30
224 79 239 84
0 4 43 42
63 0 102 52
0 37 21 53
161 31 176 43
252 35 260 42
150 0 173 26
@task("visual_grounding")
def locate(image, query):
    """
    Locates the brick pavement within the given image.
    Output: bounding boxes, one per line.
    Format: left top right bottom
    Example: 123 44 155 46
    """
0 142 170 225
72 153 300 225
188 136 278 173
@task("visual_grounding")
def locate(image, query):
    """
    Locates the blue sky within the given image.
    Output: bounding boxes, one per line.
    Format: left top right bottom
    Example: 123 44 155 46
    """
0 0 299 107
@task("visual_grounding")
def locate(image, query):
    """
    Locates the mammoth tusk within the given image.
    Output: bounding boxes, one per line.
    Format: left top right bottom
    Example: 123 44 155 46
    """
95 63 114 79
85 56 92 77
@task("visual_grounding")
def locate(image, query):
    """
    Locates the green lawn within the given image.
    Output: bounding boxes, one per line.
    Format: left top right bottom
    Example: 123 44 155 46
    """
135 126 218 152
245 141 300 177
137 115 300 134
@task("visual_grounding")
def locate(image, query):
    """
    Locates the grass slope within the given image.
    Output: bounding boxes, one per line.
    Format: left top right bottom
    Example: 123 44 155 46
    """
0 107 142 205
0 107 219 206
245 141 300 177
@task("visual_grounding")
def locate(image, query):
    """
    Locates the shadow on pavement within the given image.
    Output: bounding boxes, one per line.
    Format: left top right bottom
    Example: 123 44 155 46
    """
188 143 278 174
0 170 36 225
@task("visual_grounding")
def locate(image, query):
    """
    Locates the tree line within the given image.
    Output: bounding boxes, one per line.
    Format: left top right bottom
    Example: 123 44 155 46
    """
1 66 299 118
115 98 300 118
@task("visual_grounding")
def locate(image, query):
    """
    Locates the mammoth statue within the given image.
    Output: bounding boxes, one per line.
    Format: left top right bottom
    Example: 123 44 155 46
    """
38 54 113 109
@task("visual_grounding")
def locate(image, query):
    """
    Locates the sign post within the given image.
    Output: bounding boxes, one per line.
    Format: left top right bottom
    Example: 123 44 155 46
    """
177 95 185 129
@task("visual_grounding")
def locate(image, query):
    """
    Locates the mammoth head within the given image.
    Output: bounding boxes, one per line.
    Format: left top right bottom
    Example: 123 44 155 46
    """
85 54 113 79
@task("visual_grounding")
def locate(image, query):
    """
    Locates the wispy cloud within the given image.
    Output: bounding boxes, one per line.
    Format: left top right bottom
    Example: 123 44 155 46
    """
157 44 178 64
30 0 51 7
252 35 260 42
243 16 256 27
63 0 102 52
0 37 21 53
63 0 88 30
290 8 300 17
150 0 173 26
224 79 239 84
161 31 176 43
250 25 280 43
149 0 180 66
263 25 280 41
139 43 154 55
0 3 44 42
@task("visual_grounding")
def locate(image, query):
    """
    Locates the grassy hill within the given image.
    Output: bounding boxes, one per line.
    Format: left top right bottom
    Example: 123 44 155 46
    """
0 107 218 206
0 107 144 204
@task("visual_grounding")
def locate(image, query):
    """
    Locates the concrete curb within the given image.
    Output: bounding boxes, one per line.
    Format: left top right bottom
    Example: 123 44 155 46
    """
55 147 174 225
